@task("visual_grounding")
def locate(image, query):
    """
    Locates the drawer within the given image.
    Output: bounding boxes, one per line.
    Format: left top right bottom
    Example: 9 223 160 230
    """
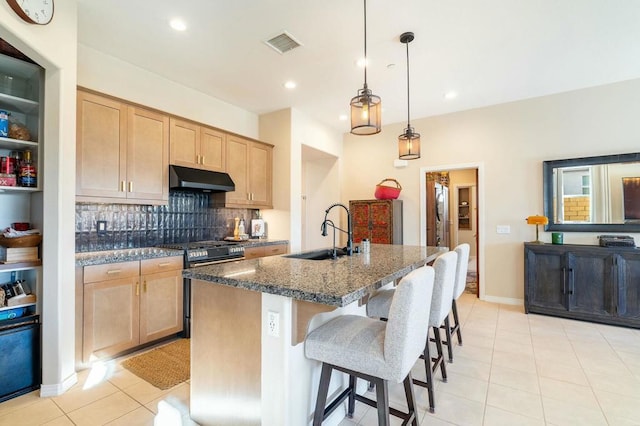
141 256 183 275
84 261 139 284
263 244 288 256
243 246 265 260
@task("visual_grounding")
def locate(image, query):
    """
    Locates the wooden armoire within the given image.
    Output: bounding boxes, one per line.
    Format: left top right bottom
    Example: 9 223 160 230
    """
349 199 403 244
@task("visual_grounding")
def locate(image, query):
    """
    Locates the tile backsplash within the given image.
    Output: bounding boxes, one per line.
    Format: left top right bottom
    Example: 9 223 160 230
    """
75 191 255 252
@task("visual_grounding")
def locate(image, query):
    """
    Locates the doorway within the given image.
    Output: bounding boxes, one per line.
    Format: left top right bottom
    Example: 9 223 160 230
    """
420 164 483 299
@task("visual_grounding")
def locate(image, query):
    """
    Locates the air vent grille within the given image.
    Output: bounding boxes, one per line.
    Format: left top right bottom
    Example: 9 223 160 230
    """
264 31 302 54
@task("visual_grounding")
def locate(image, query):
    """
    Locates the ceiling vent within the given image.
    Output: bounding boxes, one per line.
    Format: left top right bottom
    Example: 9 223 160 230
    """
264 31 302 54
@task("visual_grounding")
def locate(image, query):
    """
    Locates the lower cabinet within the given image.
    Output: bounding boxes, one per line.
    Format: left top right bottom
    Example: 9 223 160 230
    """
524 243 640 328
243 243 288 260
81 256 183 363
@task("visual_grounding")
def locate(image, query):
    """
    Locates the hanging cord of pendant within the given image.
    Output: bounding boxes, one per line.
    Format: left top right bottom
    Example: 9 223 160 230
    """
363 0 368 88
405 35 411 129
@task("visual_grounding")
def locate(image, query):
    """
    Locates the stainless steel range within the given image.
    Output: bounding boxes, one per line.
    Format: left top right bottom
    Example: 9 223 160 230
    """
157 240 245 337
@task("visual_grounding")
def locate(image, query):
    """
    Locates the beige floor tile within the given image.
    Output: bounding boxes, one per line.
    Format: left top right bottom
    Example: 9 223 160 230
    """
145 382 190 415
424 391 485 426
105 406 155 426
486 383 543 420
492 340 534 357
483 406 545 426
0 390 41 417
542 396 608 426
491 350 536 373
536 361 589 386
66 392 140 426
454 342 494 365
120 379 170 405
438 371 488 403
50 379 119 413
617 349 640 368
489 365 539 394
41 416 75 425
538 376 598 409
586 370 640 395
356 406 405 426
594 388 640 422
0 399 64 425
446 356 491 382
459 333 495 350
494 329 532 345
578 355 633 377
533 347 581 370
107 367 145 390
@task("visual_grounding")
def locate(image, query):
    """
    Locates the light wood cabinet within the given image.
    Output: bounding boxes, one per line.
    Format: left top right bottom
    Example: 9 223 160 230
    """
243 243 288 260
169 118 225 172
76 90 169 204
222 135 273 209
81 256 183 363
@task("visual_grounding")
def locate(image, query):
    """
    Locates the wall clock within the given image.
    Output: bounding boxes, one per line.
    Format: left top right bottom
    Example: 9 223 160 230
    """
6 0 54 25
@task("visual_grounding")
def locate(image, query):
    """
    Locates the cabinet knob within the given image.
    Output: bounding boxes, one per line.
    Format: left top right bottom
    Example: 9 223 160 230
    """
128 182 133 192
201 155 205 164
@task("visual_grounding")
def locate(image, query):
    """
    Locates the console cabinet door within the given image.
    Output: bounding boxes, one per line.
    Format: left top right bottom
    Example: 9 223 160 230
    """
139 268 183 344
525 245 567 313
617 252 640 320
566 251 615 317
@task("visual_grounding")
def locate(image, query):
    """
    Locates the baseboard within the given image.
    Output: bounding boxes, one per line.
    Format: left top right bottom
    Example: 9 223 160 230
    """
40 372 78 397
482 295 523 306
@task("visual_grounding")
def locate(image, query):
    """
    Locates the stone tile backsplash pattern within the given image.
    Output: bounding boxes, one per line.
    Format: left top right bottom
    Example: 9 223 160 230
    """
75 192 255 252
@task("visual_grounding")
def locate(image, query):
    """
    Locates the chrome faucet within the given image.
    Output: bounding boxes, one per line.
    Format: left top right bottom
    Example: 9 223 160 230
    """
320 203 354 258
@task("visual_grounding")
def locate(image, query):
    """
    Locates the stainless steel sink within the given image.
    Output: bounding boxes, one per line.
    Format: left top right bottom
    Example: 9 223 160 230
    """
284 248 347 261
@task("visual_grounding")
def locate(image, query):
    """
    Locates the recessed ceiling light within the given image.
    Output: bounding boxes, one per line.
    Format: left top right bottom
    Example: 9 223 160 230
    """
339 114 348 121
284 81 297 89
444 91 458 100
170 18 187 31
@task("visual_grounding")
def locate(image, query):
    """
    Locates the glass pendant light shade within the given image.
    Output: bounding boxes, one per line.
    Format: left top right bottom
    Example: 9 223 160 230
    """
398 126 421 159
350 0 381 135
398 31 421 159
350 85 382 135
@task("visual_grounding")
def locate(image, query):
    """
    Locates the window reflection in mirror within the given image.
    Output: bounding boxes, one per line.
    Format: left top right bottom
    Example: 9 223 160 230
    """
543 153 640 232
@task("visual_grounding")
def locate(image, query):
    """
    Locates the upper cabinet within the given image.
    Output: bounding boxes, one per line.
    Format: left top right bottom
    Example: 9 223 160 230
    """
222 135 273 209
169 118 225 172
76 90 169 205
0 54 42 192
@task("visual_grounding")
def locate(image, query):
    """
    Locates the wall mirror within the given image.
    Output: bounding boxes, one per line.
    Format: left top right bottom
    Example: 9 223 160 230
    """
543 153 640 232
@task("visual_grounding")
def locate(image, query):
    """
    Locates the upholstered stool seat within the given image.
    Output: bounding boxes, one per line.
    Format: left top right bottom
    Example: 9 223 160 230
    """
442 243 470 362
305 266 435 426
365 288 394 320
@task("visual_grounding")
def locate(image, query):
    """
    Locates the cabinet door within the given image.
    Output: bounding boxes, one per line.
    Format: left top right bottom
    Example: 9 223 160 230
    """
200 127 226 172
76 91 127 199
247 142 272 207
350 201 371 243
525 246 568 312
127 106 169 203
139 269 183 344
83 277 139 362
567 251 614 317
225 136 250 206
169 118 199 168
616 252 640 320
370 201 393 244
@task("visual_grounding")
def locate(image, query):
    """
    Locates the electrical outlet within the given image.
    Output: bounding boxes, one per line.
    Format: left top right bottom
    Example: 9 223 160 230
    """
267 311 280 337
97 220 107 236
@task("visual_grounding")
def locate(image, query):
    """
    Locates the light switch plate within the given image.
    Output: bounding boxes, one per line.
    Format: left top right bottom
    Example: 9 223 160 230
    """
496 225 510 234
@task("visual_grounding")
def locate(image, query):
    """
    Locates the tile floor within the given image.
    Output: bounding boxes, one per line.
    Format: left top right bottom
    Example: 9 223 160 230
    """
1 292 640 425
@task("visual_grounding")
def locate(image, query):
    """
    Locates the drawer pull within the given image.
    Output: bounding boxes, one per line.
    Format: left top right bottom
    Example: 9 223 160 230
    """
136 282 139 296
128 181 133 192
143 280 147 292
106 269 122 275
120 181 125 192
158 262 172 267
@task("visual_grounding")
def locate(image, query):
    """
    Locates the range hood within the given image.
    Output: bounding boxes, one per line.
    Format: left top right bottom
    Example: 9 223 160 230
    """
169 165 235 192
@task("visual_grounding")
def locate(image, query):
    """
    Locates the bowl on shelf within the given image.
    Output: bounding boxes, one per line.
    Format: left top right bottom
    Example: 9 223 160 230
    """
0 234 42 248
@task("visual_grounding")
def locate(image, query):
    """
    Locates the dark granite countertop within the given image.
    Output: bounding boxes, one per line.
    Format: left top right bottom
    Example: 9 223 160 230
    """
184 244 447 307
235 239 288 248
75 248 183 267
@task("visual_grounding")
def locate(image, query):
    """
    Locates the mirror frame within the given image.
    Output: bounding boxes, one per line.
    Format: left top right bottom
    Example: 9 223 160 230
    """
543 152 640 232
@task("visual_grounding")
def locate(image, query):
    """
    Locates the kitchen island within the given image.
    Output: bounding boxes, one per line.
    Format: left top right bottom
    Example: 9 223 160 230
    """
183 244 446 426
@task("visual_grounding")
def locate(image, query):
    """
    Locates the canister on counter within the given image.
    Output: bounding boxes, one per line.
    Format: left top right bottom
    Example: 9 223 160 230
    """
0 110 8 137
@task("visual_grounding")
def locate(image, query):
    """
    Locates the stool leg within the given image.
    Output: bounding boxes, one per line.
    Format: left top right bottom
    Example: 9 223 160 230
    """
374 378 390 426
423 335 435 413
313 363 333 426
452 299 463 345
347 375 356 418
403 372 419 426
432 326 448 383
444 315 454 363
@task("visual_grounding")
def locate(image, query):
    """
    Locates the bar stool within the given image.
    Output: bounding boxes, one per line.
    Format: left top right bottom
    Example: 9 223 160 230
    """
443 243 470 362
305 265 435 426
366 250 458 413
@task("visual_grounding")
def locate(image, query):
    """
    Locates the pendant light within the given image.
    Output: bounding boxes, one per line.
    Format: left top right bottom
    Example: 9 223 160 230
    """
350 0 381 135
398 31 421 160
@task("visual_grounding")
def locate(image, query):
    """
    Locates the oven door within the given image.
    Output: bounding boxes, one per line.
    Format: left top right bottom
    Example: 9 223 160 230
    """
188 256 245 268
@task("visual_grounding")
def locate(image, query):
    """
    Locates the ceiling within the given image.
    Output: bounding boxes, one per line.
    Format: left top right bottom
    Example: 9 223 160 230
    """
76 0 640 134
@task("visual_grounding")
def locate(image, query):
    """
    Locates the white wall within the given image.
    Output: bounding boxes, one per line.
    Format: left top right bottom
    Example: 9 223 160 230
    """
342 79 640 302
0 1 79 395
77 45 259 139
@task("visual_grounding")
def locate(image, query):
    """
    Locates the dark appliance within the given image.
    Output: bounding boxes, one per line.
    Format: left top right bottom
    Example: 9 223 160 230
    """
169 165 235 192
156 241 245 337
0 315 40 402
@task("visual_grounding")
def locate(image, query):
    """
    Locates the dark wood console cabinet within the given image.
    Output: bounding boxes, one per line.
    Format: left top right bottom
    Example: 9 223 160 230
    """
524 242 640 328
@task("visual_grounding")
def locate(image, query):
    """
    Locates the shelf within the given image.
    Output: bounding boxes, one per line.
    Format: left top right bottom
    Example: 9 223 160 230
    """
0 93 39 115
0 136 38 150
0 185 41 193
0 302 36 313
0 261 42 271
